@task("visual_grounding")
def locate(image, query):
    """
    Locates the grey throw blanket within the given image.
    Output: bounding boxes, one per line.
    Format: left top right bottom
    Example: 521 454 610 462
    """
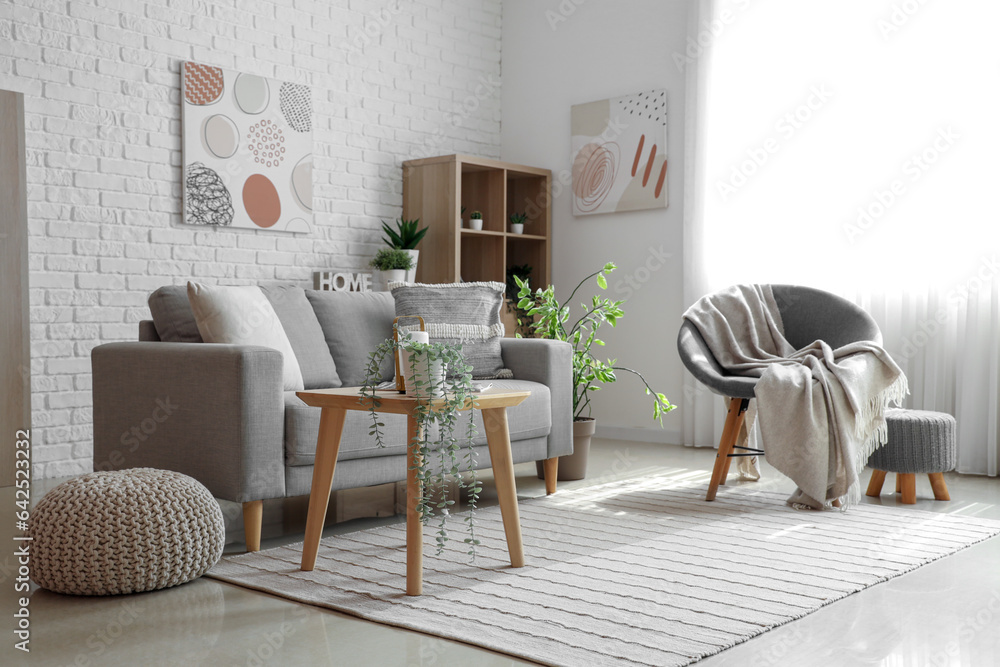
684 285 908 509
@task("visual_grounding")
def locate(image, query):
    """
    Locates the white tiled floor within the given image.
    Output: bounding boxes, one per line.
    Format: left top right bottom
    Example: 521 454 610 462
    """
3 439 999 666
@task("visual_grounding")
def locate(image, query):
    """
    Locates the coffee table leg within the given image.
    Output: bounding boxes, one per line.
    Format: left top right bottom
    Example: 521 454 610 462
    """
301 407 347 571
406 414 424 595
482 407 525 568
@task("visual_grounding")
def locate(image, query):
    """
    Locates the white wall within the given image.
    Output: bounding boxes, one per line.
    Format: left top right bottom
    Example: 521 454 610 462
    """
1 0 503 478
501 0 689 443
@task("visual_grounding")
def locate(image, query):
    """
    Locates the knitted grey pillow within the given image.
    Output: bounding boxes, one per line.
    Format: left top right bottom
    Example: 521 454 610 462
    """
390 281 512 380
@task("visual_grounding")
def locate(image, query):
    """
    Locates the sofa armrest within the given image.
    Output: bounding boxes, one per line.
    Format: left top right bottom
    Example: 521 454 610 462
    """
92 342 286 503
501 338 573 458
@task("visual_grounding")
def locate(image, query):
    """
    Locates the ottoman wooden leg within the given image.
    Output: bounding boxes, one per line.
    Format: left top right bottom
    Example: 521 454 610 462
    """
866 470 887 497
928 473 951 501
898 474 916 504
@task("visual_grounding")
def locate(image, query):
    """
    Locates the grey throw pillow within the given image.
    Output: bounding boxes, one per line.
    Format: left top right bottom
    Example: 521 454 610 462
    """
262 286 342 389
147 285 203 343
305 290 396 387
390 281 512 380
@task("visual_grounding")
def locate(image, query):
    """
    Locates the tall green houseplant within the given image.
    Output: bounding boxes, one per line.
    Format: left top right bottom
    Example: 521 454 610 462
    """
516 263 675 478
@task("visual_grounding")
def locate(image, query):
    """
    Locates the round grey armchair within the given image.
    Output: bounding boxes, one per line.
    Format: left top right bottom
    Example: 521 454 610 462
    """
677 284 882 500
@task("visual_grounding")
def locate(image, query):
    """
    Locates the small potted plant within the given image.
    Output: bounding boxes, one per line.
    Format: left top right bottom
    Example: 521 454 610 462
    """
381 218 428 282
369 248 414 288
460 206 467 226
469 210 483 231
362 331 481 555
509 212 526 235
516 263 676 480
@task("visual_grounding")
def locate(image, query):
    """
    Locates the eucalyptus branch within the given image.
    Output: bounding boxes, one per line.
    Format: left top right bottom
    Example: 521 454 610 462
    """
362 335 480 558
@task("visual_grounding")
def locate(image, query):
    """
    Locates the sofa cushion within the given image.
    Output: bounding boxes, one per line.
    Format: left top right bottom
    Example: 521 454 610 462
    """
187 282 304 391
261 285 341 389
148 285 203 343
389 281 512 380
305 290 395 386
284 380 553 466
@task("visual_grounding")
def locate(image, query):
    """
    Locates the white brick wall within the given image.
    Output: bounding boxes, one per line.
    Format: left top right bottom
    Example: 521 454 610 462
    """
0 0 503 478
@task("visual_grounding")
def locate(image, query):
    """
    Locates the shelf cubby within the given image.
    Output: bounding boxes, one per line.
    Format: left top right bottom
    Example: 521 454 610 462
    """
403 154 552 335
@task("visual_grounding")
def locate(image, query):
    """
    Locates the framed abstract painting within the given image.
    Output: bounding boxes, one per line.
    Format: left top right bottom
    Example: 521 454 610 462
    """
571 89 668 216
181 61 313 233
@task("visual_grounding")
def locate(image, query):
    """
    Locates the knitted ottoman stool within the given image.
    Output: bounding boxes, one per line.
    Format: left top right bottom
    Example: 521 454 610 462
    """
27 468 225 595
865 409 957 504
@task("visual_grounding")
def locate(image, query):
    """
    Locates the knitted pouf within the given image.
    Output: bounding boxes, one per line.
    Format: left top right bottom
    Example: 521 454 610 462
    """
868 409 957 473
27 468 225 595
866 409 957 504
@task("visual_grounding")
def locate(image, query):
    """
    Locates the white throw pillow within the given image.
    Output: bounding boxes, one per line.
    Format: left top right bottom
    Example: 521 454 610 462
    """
187 282 305 391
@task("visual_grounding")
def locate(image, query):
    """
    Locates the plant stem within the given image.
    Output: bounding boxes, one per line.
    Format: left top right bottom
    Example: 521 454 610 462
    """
564 269 605 310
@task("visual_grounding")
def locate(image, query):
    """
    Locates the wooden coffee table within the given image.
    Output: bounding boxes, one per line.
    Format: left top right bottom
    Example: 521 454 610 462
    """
296 388 531 595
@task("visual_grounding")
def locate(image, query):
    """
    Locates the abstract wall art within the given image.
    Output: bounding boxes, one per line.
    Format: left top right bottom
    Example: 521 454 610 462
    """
571 89 668 216
181 61 313 233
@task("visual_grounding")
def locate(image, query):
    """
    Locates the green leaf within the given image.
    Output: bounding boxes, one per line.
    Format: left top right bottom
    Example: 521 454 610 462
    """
596 273 607 289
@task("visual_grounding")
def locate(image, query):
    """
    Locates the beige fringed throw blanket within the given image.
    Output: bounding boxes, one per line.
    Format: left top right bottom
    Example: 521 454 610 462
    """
684 285 908 509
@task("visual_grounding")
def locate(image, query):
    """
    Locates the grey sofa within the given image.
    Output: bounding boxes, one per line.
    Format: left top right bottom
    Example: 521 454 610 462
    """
91 285 572 550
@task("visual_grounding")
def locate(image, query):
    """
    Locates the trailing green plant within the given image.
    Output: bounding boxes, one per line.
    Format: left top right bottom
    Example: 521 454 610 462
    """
361 333 482 557
505 264 534 336
509 212 527 226
381 217 429 249
369 247 414 271
516 262 676 423
470 210 483 220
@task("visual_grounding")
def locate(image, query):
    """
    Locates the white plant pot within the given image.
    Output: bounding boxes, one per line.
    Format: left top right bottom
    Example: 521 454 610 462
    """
470 219 483 231
379 269 406 289
399 333 446 398
510 223 524 234
402 249 418 283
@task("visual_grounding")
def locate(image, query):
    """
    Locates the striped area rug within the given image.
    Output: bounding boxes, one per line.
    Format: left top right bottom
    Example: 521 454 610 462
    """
207 473 1000 666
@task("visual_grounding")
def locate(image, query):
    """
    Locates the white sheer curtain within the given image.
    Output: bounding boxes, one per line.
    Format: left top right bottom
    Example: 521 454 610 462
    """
681 0 1000 475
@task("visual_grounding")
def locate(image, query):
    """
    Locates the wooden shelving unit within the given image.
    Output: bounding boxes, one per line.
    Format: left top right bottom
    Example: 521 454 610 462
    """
402 154 552 289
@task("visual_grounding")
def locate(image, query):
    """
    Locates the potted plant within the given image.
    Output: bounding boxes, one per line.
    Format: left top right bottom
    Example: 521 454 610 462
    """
504 263 534 337
516 262 675 480
369 248 414 288
460 206 467 226
469 210 483 231
381 217 428 282
362 332 482 555
509 212 526 235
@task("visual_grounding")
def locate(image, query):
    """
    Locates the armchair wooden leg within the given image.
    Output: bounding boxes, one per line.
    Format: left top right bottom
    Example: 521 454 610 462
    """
866 470 887 497
542 457 558 495
243 500 263 552
707 397 747 501
720 445 734 485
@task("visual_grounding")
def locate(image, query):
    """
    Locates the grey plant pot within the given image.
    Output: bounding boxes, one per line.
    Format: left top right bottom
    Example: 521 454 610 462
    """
536 417 596 482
